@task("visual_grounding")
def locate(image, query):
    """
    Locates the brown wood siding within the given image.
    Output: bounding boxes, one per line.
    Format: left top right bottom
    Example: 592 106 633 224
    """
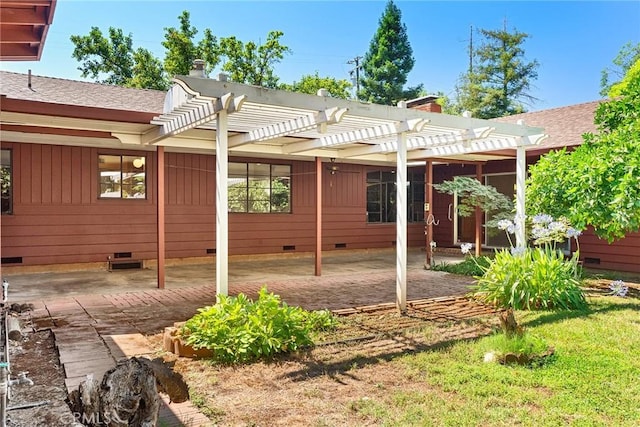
579 229 640 273
1 142 158 265
1 142 468 267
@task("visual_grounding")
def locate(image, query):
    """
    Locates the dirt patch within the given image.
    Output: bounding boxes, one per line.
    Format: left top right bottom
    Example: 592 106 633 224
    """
7 327 76 427
154 302 501 426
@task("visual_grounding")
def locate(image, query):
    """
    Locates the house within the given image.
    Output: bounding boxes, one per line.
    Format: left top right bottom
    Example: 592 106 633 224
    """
2 67 636 305
0 0 57 61
1 70 548 308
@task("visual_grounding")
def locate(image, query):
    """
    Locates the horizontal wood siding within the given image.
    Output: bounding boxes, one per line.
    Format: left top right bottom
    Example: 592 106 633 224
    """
579 229 640 273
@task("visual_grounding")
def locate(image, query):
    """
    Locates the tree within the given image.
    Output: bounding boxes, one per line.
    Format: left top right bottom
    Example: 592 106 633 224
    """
280 72 352 99
433 176 513 229
454 25 539 119
70 27 169 90
359 0 421 105
219 31 291 88
600 42 640 97
71 11 289 90
162 11 219 77
527 65 640 242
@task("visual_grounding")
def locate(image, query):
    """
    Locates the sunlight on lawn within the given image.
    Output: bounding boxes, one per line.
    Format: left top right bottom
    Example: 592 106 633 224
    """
370 296 640 427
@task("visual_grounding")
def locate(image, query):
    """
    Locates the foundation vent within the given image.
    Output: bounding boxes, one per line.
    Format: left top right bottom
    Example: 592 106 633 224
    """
335 243 347 249
109 260 143 270
206 248 216 254
283 245 296 251
584 257 601 265
1 257 23 265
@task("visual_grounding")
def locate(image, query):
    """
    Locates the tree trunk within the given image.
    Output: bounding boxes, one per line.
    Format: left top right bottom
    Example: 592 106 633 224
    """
499 308 523 339
68 356 188 427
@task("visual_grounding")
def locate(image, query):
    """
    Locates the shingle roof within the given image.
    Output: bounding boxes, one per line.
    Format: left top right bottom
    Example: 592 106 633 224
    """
0 71 165 114
492 100 603 151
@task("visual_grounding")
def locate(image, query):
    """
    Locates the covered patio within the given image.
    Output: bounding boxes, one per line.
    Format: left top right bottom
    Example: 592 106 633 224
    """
141 70 545 311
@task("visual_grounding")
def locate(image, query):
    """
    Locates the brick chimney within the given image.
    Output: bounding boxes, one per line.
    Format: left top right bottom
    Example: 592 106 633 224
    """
406 95 442 113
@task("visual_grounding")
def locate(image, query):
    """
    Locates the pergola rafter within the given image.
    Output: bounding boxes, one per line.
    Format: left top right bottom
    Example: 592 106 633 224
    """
148 75 546 313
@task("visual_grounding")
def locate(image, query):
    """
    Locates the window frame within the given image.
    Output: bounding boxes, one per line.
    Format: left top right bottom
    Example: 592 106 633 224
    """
98 154 147 200
228 161 291 214
1 148 13 215
366 169 425 224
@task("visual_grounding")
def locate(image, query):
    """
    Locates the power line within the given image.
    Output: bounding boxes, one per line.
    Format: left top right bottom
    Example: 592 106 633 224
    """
347 55 363 100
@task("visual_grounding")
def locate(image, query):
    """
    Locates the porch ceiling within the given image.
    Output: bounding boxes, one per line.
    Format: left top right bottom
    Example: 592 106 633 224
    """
148 75 547 165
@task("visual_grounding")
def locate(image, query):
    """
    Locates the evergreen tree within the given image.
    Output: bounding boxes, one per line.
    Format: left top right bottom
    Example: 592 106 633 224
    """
454 24 539 119
359 0 421 105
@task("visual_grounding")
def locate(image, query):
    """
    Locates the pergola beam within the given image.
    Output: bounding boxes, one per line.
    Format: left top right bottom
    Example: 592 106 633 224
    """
283 118 428 154
228 107 347 148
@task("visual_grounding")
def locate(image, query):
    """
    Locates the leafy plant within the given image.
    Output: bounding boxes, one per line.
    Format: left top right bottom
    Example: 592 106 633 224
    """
482 331 550 360
180 287 335 364
471 247 586 310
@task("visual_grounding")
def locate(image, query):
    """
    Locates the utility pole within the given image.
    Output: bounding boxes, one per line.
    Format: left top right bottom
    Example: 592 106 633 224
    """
468 25 473 75
347 56 363 99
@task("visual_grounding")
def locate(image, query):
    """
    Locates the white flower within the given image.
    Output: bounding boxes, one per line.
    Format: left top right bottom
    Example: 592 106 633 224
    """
532 214 553 224
460 242 473 255
609 280 628 297
497 219 514 231
566 228 582 239
510 246 527 256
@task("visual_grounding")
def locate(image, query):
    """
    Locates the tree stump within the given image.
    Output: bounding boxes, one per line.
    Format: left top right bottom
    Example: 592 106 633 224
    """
67 357 189 426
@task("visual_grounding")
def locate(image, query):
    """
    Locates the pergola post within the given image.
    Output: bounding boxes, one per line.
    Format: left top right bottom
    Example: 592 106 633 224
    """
315 157 322 276
396 131 408 313
425 160 433 268
515 145 527 248
216 110 229 296
156 146 165 289
475 163 483 257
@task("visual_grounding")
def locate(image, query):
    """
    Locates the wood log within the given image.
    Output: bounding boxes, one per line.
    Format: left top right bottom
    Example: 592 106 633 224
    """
7 315 22 341
66 357 189 426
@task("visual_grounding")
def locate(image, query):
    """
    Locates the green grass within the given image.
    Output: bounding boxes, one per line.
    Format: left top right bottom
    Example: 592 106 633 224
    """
347 295 640 426
431 255 492 276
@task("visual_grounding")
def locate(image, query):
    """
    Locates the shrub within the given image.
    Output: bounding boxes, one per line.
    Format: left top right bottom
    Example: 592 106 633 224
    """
471 247 587 310
180 287 336 364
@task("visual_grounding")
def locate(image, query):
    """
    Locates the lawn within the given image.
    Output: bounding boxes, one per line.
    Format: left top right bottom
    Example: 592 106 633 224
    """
168 284 640 427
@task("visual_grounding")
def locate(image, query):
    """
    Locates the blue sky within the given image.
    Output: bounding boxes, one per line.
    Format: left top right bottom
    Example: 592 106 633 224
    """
1 0 639 111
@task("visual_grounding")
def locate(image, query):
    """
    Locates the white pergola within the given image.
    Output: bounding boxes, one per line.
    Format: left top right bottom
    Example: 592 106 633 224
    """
147 75 546 312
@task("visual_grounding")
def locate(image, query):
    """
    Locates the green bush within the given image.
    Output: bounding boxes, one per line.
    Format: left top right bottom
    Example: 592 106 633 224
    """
180 287 336 364
431 255 492 276
471 247 587 310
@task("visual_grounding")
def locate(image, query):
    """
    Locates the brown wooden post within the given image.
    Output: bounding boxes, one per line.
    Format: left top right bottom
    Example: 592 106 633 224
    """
157 146 166 289
475 163 483 257
425 160 433 268
315 157 322 276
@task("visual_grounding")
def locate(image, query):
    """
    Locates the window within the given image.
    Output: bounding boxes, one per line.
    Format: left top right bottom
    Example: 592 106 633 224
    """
99 155 146 199
1 149 12 214
228 162 291 213
366 170 424 223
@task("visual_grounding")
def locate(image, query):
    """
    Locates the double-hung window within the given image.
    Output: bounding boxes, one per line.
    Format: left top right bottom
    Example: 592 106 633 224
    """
99 155 146 199
228 162 291 213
